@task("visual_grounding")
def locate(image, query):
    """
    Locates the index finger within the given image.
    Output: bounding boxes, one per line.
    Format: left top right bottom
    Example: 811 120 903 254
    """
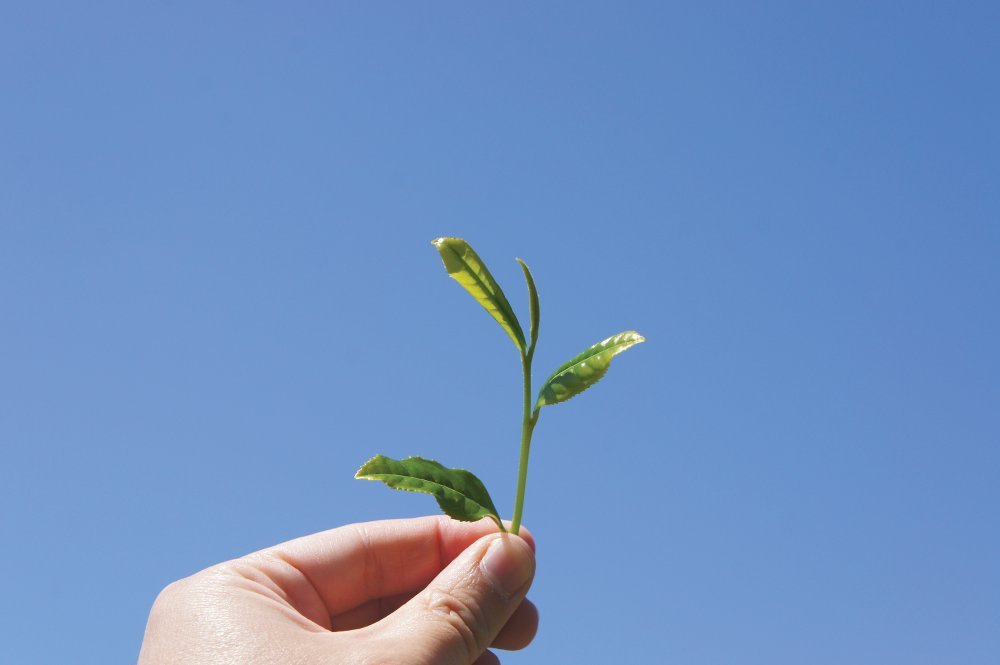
266 516 535 618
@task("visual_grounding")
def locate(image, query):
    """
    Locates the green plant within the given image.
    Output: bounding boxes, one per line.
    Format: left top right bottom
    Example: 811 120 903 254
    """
356 237 644 535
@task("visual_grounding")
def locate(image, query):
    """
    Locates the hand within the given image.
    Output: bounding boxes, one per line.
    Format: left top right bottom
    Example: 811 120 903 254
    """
138 516 538 665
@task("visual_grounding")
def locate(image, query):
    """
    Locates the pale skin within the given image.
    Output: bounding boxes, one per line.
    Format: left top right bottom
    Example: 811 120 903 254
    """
138 516 538 665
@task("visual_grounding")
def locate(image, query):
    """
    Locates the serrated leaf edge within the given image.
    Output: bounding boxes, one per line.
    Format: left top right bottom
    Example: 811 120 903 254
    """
536 331 645 408
355 454 504 529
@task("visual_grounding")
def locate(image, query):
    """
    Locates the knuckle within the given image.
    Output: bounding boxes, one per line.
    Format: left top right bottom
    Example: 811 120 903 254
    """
145 578 194 630
151 578 186 609
424 587 491 660
149 566 223 616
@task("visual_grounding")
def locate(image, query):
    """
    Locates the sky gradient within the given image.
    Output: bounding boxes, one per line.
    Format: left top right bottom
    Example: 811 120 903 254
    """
2 2 998 663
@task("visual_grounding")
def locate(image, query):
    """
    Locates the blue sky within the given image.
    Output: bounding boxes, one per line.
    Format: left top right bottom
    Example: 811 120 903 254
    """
2 2 998 663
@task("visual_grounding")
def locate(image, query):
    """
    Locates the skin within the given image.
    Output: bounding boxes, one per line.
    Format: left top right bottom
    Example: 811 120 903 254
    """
138 516 538 665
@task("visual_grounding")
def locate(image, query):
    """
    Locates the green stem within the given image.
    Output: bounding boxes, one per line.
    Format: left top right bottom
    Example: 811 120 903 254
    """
511 349 538 536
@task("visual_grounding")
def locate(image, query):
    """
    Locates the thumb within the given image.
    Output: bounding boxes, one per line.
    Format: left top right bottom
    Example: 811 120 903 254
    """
376 532 535 665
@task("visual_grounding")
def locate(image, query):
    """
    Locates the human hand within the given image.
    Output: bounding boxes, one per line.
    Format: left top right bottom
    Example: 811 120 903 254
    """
138 516 537 665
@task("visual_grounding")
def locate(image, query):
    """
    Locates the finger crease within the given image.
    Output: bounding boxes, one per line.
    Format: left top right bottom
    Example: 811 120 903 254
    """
270 550 334 631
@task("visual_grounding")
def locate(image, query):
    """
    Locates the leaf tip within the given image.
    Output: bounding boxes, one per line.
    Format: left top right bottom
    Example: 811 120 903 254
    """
355 454 384 479
431 236 463 249
615 330 646 347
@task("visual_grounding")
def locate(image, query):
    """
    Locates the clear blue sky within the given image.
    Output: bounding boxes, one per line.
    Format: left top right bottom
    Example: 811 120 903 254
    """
2 2 998 663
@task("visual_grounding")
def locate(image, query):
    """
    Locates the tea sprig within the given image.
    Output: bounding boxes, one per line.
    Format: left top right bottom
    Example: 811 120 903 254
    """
356 237 644 535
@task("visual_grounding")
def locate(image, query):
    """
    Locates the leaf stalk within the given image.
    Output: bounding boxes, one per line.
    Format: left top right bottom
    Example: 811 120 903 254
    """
511 346 538 535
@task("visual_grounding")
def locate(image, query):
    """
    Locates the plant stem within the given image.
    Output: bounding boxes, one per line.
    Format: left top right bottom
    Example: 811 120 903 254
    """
511 349 538 536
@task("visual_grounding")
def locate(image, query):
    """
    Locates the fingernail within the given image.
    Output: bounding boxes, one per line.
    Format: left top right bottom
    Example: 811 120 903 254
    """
480 535 534 599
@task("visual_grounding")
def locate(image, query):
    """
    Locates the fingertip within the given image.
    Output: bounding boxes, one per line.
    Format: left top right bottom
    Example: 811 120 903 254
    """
473 650 501 665
499 521 536 554
516 526 536 554
480 533 535 599
492 598 539 651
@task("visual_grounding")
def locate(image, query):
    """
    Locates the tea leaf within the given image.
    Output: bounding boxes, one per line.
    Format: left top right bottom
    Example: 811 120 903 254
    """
432 237 526 352
516 258 540 351
536 331 645 407
356 454 504 529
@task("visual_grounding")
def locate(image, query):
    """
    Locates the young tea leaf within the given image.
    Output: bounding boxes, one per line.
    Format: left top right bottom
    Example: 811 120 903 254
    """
356 454 504 530
536 331 645 408
516 258 540 352
432 237 526 353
